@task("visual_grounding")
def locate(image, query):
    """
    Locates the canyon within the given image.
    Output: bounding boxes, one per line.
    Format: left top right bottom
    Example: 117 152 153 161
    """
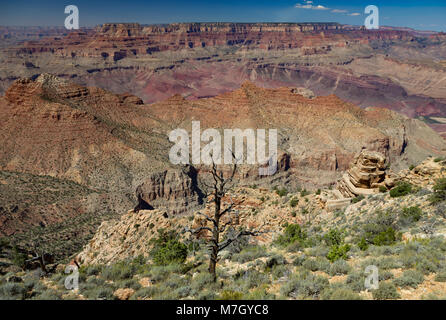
1 22 446 261
1 23 446 137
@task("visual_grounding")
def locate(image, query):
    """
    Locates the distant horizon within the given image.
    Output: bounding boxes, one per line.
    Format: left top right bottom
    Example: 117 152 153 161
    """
0 1 445 32
0 22 442 34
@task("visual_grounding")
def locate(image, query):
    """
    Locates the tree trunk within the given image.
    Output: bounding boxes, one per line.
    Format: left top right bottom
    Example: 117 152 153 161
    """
209 194 221 282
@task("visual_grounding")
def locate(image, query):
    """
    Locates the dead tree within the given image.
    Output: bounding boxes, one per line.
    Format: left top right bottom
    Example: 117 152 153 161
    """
185 160 265 282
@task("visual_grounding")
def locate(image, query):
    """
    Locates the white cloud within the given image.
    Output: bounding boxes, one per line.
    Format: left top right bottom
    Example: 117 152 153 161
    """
331 9 348 13
349 13 361 16
295 3 329 10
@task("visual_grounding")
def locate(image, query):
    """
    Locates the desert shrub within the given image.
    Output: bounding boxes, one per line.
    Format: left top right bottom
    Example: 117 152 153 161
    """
232 245 268 263
0 282 26 300
191 272 216 292
307 245 329 257
300 189 310 197
223 227 249 254
415 256 441 275
85 264 103 276
10 246 27 269
351 195 365 204
264 255 286 269
323 228 344 247
130 287 157 300
362 211 401 246
321 287 362 300
345 272 365 292
280 271 329 299
289 198 299 208
292 255 306 266
83 285 116 300
373 228 401 246
149 229 188 266
379 270 395 281
34 289 62 300
174 285 192 298
357 237 369 251
379 186 388 193
102 261 137 281
394 270 424 288
243 287 276 300
372 282 400 300
147 265 173 282
430 178 446 204
275 187 288 197
276 224 307 247
197 290 217 300
116 279 142 291
400 206 423 225
434 157 444 162
409 165 415 171
390 182 413 198
218 290 243 300
375 256 401 269
271 265 291 280
235 269 269 291
434 271 446 282
329 259 351 276
302 257 330 272
327 244 351 262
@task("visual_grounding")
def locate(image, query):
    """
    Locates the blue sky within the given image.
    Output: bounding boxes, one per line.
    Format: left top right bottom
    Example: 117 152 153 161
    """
0 0 445 31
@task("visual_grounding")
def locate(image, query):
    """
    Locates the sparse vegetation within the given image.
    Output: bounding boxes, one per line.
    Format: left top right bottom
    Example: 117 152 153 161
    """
390 182 413 198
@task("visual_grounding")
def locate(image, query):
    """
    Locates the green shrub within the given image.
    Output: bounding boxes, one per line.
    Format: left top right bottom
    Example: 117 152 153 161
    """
394 270 424 288
324 229 344 247
351 195 365 204
275 187 288 197
379 186 388 193
362 211 401 246
372 282 400 300
389 182 413 198
10 246 27 269
409 165 415 171
218 290 243 300
430 178 446 204
149 229 188 266
357 237 369 251
400 206 422 224
372 227 401 246
289 198 299 208
276 224 307 247
434 157 444 162
327 244 351 262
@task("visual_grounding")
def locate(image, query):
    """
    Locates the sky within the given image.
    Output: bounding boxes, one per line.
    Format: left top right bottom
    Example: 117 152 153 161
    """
0 0 445 32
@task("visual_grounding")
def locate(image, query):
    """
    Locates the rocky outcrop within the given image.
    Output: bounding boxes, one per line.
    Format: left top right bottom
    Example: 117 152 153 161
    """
135 167 204 215
77 209 188 265
398 157 446 187
336 150 394 198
